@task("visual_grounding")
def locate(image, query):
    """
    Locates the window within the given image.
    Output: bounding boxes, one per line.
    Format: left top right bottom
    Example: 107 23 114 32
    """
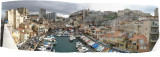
117 43 119 47
144 46 147 49
151 27 158 32
151 34 158 40
139 39 144 45
120 44 124 47
129 41 132 43
154 22 158 26
153 22 154 25
140 46 143 49
133 41 136 45
133 43 136 45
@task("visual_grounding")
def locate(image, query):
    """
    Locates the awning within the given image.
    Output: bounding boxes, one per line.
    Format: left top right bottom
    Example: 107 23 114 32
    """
108 50 113 52
50 36 54 37
112 47 130 53
43 42 48 44
44 44 48 45
47 36 50 38
96 45 104 52
84 38 90 43
80 36 85 39
92 43 99 48
87 40 95 46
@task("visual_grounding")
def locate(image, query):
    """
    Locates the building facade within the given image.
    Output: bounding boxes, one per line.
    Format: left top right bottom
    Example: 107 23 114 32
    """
5 9 24 31
39 8 46 18
17 7 29 16
46 12 56 20
141 17 159 50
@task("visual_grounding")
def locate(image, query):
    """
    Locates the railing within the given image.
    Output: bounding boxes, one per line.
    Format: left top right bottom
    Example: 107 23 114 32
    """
150 39 157 42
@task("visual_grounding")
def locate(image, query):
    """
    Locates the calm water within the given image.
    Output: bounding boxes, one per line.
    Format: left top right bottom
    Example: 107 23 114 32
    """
53 36 78 52
53 36 93 52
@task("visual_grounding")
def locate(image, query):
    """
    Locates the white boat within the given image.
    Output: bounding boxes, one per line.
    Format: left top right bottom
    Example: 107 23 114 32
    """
56 32 62 37
69 35 76 42
56 34 61 37
38 46 55 52
70 37 74 42
77 47 89 52
38 46 47 51
75 42 83 48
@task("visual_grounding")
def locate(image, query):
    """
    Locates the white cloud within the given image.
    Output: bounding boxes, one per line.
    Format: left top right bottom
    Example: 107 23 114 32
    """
88 3 126 12
87 3 157 15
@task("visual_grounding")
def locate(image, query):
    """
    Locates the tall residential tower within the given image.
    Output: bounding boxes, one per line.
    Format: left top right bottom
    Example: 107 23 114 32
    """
39 8 46 18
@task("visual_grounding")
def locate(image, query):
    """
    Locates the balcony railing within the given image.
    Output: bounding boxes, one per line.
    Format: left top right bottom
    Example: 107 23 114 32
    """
150 31 159 34
151 25 158 27
150 39 157 42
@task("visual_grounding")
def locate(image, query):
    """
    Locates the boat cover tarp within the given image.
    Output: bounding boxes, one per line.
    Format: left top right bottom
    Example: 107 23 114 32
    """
43 42 48 44
84 38 90 42
92 43 99 48
108 50 113 52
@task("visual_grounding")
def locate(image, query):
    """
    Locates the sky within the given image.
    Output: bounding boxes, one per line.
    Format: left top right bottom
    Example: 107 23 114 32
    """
1 1 158 18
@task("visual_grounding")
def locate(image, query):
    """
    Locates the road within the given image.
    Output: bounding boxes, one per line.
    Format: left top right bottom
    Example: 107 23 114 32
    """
18 32 48 50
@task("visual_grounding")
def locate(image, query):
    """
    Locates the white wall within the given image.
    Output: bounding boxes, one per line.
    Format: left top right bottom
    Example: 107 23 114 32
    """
3 24 18 50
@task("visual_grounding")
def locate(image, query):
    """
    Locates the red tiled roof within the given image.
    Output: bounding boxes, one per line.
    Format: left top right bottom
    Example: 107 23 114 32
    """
129 34 146 41
110 31 121 38
106 33 112 37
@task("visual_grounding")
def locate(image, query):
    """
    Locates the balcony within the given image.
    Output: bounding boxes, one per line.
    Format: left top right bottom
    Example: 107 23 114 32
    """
150 27 158 34
150 39 157 42
151 25 158 27
150 31 159 34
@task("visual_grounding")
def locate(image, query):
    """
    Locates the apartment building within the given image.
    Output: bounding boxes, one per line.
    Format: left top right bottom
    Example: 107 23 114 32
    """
141 16 159 50
5 9 24 33
39 8 46 18
46 12 56 20
128 34 149 52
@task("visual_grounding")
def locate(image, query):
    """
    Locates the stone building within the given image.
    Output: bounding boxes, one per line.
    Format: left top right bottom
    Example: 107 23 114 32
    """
17 7 29 16
141 16 159 50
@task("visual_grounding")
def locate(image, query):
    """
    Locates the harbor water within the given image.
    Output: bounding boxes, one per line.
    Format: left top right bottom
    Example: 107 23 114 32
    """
53 36 93 52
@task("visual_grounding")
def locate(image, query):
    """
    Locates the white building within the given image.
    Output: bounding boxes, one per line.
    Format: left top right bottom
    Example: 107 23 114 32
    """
46 12 56 20
3 24 18 50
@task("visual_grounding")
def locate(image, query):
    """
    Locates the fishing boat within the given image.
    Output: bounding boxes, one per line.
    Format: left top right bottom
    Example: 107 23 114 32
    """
75 42 84 48
77 46 89 52
38 46 47 51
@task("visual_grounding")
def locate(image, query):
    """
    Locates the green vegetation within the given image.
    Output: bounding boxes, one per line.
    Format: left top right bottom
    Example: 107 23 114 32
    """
99 13 118 23
103 13 118 19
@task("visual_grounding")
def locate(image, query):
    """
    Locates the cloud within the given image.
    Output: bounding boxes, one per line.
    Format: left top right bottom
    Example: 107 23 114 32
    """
2 1 89 15
88 3 157 14
88 3 126 12
1 1 157 18
124 4 158 15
